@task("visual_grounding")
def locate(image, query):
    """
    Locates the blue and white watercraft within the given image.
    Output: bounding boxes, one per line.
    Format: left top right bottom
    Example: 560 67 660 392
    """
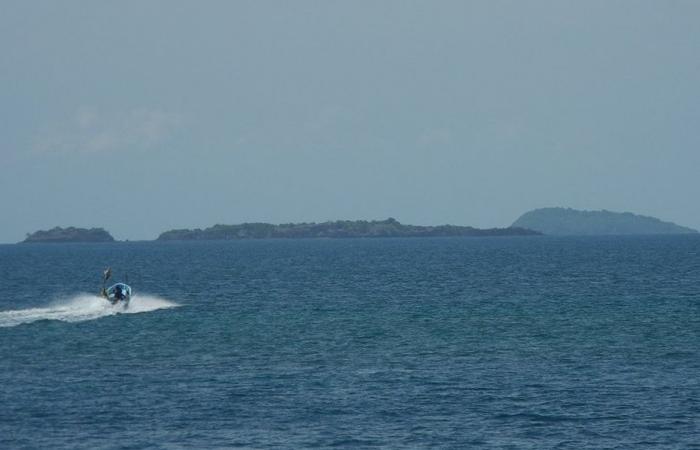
100 268 132 307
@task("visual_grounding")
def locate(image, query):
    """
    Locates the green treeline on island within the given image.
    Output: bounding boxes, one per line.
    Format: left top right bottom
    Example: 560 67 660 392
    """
22 227 115 243
156 218 539 241
21 219 538 243
21 208 699 243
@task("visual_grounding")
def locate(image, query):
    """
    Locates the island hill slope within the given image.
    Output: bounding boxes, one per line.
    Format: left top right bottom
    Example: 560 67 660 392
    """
22 227 115 243
512 208 698 236
157 218 540 240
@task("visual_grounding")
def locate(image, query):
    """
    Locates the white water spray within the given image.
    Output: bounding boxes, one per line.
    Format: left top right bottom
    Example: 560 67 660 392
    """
0 294 178 328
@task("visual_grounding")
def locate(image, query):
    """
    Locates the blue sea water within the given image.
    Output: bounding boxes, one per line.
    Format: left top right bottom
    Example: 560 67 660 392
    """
1 236 699 449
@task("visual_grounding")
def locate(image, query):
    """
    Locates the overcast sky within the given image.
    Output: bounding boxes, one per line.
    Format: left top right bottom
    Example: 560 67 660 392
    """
1 1 699 242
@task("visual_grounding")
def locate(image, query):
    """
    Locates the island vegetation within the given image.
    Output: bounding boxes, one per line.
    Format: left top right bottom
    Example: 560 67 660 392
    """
512 207 698 236
22 227 115 243
157 218 540 241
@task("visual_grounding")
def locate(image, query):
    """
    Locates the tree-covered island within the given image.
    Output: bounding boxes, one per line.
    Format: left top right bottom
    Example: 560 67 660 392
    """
22 227 115 243
156 218 540 241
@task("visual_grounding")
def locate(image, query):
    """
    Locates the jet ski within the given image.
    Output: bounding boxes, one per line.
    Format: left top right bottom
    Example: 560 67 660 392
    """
100 268 132 307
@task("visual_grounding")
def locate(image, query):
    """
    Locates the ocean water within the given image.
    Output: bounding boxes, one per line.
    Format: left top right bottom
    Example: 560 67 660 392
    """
1 236 699 449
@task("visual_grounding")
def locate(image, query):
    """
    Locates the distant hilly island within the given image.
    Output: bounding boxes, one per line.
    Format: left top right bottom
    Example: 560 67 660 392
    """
512 207 697 236
21 209 698 243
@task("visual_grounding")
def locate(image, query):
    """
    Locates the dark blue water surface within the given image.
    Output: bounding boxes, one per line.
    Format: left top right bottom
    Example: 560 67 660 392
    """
1 236 699 449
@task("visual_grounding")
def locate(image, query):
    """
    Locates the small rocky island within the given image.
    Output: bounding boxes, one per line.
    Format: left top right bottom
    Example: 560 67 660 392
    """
23 227 115 243
157 218 540 241
512 208 698 236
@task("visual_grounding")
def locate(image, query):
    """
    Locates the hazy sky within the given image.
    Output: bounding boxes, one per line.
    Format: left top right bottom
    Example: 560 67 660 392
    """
1 1 699 242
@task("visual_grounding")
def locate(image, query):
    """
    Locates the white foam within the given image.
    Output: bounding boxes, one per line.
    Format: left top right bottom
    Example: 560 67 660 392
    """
0 294 178 328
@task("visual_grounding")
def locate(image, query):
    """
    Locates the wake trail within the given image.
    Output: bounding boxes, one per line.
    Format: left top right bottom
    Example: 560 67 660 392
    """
0 294 178 328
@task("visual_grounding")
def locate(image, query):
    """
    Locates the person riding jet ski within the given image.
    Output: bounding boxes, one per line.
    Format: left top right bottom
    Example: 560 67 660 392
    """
100 268 132 307
114 284 125 301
